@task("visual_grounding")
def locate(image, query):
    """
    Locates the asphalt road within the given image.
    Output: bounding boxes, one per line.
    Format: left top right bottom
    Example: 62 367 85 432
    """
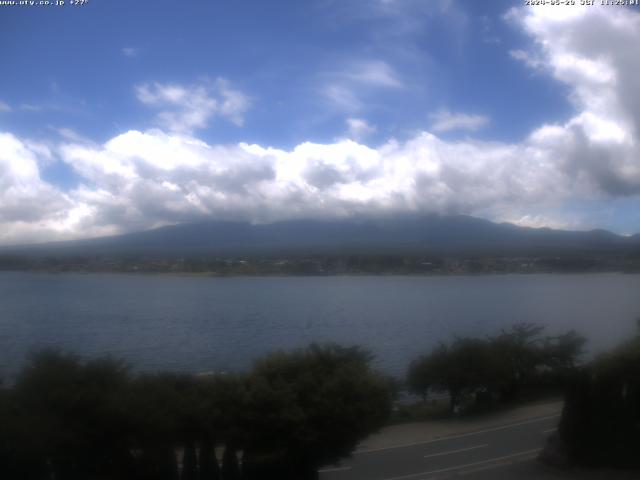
319 414 560 480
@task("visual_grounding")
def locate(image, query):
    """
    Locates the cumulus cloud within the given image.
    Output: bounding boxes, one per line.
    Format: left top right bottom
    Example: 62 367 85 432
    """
429 109 489 133
506 4 640 196
136 79 251 133
0 127 565 245
0 133 76 244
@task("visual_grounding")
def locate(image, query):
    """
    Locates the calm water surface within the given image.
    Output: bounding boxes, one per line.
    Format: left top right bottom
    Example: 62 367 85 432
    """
1 272 639 378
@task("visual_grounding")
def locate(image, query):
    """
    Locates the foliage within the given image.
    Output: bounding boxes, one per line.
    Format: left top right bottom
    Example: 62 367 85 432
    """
407 323 586 413
559 332 640 467
0 344 392 480
241 344 392 479
12 350 135 479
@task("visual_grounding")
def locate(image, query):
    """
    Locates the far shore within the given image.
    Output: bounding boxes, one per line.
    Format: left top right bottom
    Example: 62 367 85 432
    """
1 269 639 278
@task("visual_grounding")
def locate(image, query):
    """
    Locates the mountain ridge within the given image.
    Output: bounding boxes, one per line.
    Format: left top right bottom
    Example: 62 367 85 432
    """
4 214 639 257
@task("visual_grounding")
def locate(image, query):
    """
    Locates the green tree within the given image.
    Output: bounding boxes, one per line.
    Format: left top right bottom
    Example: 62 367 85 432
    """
407 323 585 412
408 338 506 413
242 344 392 479
559 333 640 467
198 374 247 450
126 372 202 480
541 330 586 370
12 350 135 480
491 323 546 400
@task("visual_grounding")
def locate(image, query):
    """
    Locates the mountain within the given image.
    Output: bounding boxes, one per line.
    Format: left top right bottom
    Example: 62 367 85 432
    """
4 215 640 258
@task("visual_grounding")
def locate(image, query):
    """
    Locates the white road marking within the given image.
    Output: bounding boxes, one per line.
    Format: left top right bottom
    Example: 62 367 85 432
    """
380 448 542 480
423 444 488 459
542 428 557 433
318 466 352 473
356 414 560 455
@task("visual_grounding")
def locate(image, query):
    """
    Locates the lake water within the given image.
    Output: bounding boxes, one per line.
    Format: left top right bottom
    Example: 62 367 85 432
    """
1 272 639 379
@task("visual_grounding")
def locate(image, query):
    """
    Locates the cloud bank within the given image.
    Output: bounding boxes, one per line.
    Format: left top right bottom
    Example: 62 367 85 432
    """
0 6 639 245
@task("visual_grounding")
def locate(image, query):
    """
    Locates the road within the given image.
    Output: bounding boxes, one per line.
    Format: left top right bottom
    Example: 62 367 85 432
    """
319 414 560 480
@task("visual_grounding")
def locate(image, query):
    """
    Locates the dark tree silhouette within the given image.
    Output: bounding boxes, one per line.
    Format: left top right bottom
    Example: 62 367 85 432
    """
558 332 640 467
0 344 391 479
241 344 392 479
407 323 586 412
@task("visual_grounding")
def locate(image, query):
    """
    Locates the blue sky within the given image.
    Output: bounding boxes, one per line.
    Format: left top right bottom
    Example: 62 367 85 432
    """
1 0 639 244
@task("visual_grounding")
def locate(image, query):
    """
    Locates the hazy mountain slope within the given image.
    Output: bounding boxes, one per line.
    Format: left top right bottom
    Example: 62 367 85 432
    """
4 215 639 258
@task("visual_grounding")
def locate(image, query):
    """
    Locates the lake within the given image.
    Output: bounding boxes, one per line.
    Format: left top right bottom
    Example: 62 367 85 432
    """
1 272 639 379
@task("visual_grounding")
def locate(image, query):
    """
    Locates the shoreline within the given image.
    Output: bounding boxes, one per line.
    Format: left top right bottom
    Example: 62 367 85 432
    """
1 269 639 278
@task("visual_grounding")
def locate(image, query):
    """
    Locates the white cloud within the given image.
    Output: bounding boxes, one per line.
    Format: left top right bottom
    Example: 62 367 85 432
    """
346 118 377 140
0 127 561 244
0 101 11 113
0 111 627 245
122 47 140 58
506 4 640 196
508 215 574 231
429 109 489 133
136 79 251 133
0 133 74 244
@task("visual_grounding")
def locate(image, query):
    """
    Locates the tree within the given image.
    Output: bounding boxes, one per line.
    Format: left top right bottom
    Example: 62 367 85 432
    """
1 344 391 479
197 374 247 451
558 333 640 467
126 372 202 480
542 330 586 370
491 323 546 400
241 344 392 479
407 323 586 412
407 350 440 402
11 350 135 480
407 338 506 413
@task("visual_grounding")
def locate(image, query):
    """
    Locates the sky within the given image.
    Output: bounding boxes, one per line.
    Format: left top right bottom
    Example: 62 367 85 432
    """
1 0 640 245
